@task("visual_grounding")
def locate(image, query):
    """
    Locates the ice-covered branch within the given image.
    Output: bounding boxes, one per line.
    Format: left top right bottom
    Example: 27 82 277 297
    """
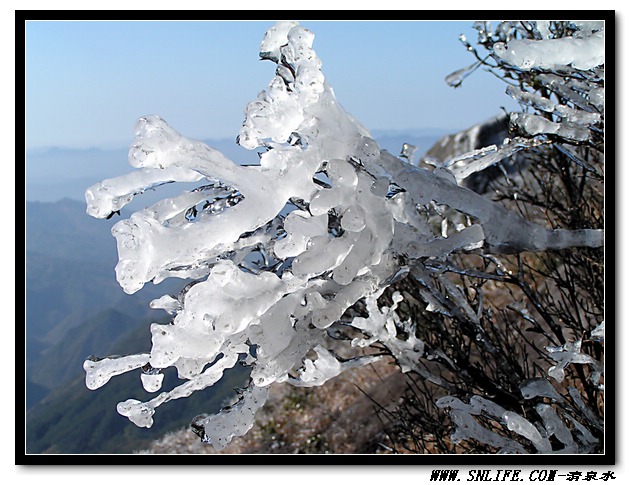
493 22 604 71
83 20 605 451
437 377 600 453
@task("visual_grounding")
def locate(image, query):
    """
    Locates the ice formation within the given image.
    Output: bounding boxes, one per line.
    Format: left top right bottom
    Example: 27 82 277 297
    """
493 21 604 71
84 20 604 450
435 395 527 453
435 255 605 453
436 371 601 454
545 325 605 389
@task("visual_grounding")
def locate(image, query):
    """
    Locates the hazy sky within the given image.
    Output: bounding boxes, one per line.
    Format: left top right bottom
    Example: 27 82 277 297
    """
25 19 519 150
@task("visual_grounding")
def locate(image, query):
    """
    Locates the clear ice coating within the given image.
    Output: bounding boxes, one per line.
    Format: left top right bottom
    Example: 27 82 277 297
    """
192 385 269 450
519 378 563 402
437 389 597 454
545 323 605 387
83 20 604 450
436 396 527 453
503 411 552 453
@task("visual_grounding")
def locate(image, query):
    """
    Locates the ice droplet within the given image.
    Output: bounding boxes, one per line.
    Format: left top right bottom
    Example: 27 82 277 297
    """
445 62 479 88
141 371 164 392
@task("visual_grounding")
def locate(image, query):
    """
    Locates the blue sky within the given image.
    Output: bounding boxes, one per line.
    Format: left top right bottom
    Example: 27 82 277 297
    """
25 20 519 150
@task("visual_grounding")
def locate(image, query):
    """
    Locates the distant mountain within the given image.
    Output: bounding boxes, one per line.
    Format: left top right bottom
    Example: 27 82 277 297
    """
25 199 122 362
25 249 121 347
23 198 252 454
25 320 250 454
371 128 452 139
25 138 263 204
25 198 118 263
25 379 50 410
24 199 182 391
25 147 130 203
29 307 157 389
25 132 447 205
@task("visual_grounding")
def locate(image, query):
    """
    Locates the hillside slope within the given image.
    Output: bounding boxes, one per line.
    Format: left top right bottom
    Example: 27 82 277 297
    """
137 358 407 455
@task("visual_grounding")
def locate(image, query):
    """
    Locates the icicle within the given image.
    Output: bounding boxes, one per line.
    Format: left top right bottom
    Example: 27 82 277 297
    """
84 354 150 390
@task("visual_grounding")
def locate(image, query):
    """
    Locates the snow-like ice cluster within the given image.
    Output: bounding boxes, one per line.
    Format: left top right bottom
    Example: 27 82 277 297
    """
84 21 604 450
493 21 604 71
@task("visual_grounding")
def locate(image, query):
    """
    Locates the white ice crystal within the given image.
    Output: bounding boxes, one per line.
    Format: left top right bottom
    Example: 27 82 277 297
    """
351 290 424 373
286 345 382 387
83 21 605 450
545 324 604 387
509 112 590 142
493 22 604 71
